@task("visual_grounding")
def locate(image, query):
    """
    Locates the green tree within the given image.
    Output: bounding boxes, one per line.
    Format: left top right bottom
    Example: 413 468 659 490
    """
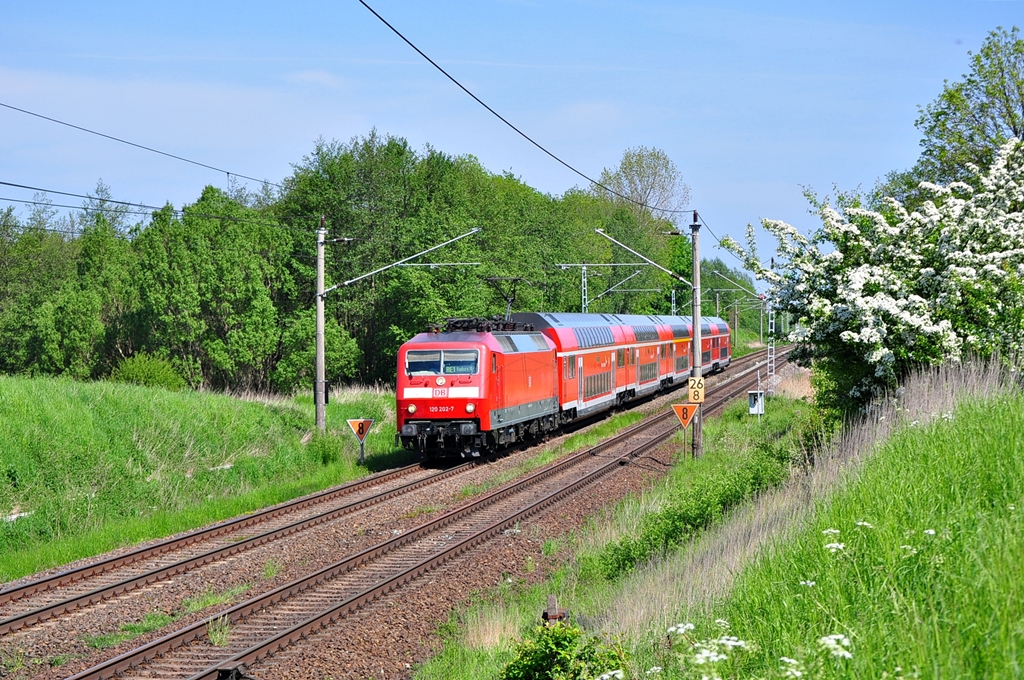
875 26 1024 206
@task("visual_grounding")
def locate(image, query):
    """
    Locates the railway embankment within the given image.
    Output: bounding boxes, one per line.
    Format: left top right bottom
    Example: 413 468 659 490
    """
0 376 401 583
418 361 1022 679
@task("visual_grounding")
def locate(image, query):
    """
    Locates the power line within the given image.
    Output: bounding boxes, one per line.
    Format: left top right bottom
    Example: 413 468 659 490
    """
0 100 286 190
357 0 690 217
0 181 317 233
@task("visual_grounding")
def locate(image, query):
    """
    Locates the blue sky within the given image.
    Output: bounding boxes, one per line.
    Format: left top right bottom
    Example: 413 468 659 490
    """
1 1 1021 280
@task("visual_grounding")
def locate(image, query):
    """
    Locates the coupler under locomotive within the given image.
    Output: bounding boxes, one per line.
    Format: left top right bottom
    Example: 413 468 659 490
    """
398 420 485 458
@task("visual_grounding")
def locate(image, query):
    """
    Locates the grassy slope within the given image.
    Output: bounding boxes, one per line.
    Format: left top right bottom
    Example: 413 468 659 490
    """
420 374 1023 679
0 377 406 582
695 392 1024 679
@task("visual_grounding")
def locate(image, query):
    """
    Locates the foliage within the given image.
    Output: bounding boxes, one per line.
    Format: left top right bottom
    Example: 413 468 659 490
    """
706 393 1024 678
1 133 701 389
109 352 186 391
875 26 1024 208
500 623 627 680
724 139 1024 411
596 145 691 225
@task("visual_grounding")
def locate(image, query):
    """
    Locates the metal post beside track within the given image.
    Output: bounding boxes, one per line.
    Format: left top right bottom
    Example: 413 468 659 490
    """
690 211 703 458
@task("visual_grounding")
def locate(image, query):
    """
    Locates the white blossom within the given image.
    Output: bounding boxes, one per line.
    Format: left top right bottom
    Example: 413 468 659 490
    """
693 647 728 664
721 139 1024 401
824 542 845 553
818 633 853 659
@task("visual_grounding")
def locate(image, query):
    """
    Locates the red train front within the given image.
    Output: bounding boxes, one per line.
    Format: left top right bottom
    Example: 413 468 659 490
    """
396 313 731 458
396 318 559 457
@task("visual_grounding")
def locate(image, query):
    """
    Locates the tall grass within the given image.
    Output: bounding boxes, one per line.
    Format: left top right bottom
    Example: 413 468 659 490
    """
679 374 1024 678
0 376 404 582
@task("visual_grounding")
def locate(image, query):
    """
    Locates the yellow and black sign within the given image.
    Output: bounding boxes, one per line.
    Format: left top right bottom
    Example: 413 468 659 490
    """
688 376 705 404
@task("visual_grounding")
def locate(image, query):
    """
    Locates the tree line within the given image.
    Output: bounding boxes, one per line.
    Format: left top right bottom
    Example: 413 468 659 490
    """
0 134 757 391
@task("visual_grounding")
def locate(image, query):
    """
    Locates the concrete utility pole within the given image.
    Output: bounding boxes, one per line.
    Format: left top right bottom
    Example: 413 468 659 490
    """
690 211 703 458
315 216 327 433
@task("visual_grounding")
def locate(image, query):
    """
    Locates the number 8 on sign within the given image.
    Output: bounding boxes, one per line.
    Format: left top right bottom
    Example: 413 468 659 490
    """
688 376 705 404
672 404 697 429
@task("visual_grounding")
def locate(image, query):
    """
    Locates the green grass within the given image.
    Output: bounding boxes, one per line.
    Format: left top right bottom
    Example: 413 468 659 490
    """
0 376 408 582
417 395 815 680
182 584 250 614
732 326 764 359
84 611 176 649
80 583 251 653
662 393 1024 679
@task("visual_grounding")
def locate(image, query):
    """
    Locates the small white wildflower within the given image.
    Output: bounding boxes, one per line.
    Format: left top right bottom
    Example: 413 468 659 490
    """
799 580 816 587
667 622 695 635
818 633 853 659
597 671 624 680
780 657 804 678
909 420 920 427
941 412 954 421
1009 504 1016 511
856 521 874 529
822 528 841 536
923 529 936 536
693 648 728 664
717 635 747 648
714 619 730 630
645 668 663 675
824 542 845 553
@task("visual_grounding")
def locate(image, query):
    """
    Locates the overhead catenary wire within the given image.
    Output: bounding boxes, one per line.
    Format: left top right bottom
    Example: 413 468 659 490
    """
357 0 691 218
0 181 323 234
0 101 285 190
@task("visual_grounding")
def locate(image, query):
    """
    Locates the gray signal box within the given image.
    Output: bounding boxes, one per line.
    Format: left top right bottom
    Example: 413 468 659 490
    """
748 391 765 415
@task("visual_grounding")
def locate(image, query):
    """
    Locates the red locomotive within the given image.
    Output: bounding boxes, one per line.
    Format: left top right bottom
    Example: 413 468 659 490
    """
396 312 731 458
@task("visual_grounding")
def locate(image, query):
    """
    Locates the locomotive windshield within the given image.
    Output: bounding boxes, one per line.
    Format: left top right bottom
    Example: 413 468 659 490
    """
406 349 479 375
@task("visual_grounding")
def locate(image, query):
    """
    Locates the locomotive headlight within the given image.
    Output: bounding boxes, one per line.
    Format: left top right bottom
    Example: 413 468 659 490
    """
407 403 417 414
465 402 476 413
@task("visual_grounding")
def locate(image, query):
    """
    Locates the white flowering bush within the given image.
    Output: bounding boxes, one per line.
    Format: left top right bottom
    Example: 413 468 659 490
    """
723 139 1024 409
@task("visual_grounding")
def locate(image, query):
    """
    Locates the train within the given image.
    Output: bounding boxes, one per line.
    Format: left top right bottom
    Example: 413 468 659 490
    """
396 312 732 458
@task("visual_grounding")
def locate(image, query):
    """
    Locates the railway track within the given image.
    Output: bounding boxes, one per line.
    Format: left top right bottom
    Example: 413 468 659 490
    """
0 462 463 633
64 352 781 680
0 346 772 638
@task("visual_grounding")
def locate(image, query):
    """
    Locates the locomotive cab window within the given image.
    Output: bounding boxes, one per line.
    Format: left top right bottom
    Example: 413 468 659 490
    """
442 350 479 374
406 350 441 375
405 349 479 376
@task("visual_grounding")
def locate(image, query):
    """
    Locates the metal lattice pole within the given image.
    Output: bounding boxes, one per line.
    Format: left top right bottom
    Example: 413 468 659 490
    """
766 302 776 396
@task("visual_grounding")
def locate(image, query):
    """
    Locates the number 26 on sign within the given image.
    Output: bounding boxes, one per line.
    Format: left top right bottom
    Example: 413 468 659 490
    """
688 376 705 404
